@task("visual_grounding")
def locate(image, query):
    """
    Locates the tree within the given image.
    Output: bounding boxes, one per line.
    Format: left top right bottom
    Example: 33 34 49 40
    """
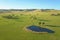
38 22 45 26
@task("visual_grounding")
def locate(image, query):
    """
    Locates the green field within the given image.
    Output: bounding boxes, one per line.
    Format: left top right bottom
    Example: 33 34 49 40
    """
0 10 60 40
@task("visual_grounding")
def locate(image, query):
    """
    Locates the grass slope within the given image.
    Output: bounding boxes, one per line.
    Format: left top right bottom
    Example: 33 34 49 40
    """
0 11 60 40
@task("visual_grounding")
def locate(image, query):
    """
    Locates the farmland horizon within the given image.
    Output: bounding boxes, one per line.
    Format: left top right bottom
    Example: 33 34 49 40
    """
0 8 60 10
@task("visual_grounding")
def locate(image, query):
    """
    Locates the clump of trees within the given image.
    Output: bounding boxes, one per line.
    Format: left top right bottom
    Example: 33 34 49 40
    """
30 15 47 26
2 14 19 19
41 9 54 12
38 22 45 26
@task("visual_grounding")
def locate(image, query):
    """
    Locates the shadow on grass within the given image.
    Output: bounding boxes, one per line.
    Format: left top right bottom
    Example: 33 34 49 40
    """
45 25 60 27
39 19 49 22
38 19 50 22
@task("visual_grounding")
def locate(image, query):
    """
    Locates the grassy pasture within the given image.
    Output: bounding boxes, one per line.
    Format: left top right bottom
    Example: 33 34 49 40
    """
0 11 60 40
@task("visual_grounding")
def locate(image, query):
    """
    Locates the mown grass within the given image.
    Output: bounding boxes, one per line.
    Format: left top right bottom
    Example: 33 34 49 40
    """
0 11 60 40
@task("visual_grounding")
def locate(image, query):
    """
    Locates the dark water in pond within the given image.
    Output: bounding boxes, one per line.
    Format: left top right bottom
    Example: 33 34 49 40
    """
27 25 55 33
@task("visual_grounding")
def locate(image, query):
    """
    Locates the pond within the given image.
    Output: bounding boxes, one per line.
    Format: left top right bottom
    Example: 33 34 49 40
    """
27 25 55 33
